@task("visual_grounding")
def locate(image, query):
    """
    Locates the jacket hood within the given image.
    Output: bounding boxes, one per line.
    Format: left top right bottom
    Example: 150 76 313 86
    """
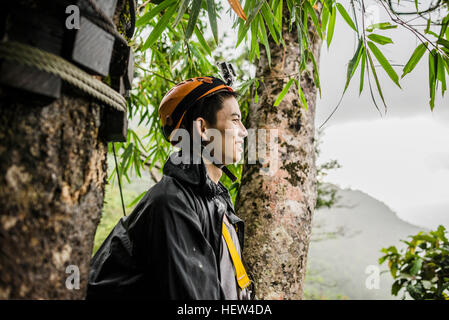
163 150 229 199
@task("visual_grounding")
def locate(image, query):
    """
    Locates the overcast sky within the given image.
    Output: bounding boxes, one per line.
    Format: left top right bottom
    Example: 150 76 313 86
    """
152 1 449 229
314 1 449 229
215 1 449 229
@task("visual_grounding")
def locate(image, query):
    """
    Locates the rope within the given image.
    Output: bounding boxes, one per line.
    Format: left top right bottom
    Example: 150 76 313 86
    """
0 41 127 113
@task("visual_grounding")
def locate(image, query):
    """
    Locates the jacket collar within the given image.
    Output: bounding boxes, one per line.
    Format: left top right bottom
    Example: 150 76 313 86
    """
163 150 229 199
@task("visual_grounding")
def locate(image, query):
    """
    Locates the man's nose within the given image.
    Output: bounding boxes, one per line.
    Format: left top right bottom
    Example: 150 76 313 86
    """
240 125 248 138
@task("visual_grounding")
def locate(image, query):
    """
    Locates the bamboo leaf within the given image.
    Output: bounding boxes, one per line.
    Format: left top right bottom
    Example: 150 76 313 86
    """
185 0 202 40
366 22 397 32
309 50 322 98
174 0 190 28
136 0 177 27
236 1 264 47
401 42 428 78
437 53 446 96
274 78 294 106
327 6 336 48
429 50 437 110
437 38 449 50
260 1 279 45
295 79 308 110
367 49 388 112
336 3 357 32
249 17 258 61
258 14 271 67
127 191 147 208
304 0 323 39
360 48 366 95
142 4 177 50
367 41 401 88
321 3 330 34
344 38 364 92
367 34 393 45
206 0 219 44
194 25 212 56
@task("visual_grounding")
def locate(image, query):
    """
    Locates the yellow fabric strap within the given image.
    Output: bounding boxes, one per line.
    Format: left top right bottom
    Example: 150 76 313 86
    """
222 222 251 290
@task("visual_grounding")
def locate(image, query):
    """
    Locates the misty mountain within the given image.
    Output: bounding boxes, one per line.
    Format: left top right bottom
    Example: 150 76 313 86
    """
305 186 427 300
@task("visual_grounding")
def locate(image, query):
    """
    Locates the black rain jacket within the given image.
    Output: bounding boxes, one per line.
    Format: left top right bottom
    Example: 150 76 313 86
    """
86 150 245 300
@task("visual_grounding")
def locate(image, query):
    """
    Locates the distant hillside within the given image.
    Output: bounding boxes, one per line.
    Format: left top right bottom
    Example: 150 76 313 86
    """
305 185 426 300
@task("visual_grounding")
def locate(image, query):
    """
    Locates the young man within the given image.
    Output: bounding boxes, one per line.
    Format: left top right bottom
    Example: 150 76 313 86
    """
87 77 251 300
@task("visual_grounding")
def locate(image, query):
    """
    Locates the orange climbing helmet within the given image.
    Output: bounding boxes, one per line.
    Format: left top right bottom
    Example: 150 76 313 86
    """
158 76 234 143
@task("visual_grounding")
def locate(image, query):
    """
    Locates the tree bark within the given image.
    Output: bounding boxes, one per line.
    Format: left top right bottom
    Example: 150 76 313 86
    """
0 85 107 299
236 2 323 299
0 0 128 299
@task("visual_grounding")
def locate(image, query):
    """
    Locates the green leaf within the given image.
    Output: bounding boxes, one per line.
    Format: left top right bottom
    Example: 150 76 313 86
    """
304 0 323 39
249 17 259 61
359 47 366 95
344 38 364 92
401 42 428 78
174 0 190 28
429 50 437 110
410 258 423 276
367 41 401 88
327 6 336 48
367 34 393 45
194 25 211 56
206 0 218 44
437 53 447 96
321 3 330 34
258 15 271 67
274 78 294 106
392 279 406 296
309 50 322 97
185 0 202 40
295 79 308 110
142 4 177 50
438 15 449 40
260 2 279 45
136 0 177 28
367 49 388 112
437 38 449 50
336 3 357 32
366 22 397 32
127 191 147 208
236 1 264 47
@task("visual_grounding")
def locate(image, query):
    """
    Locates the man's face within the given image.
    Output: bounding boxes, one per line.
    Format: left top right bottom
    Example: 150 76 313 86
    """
203 97 248 165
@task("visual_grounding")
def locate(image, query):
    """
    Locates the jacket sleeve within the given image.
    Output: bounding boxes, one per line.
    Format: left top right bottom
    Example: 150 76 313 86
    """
144 190 222 300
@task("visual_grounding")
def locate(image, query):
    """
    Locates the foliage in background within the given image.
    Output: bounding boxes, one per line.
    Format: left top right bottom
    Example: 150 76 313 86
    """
109 0 449 211
315 129 341 209
379 225 449 300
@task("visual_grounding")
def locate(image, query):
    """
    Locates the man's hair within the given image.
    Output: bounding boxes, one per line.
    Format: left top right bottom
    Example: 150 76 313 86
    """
180 90 239 136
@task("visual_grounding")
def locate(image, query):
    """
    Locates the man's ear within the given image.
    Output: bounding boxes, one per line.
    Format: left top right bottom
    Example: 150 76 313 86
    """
193 117 209 141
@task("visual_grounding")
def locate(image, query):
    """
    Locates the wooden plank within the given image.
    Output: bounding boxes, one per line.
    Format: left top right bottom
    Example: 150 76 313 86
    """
0 62 61 99
70 16 114 76
0 8 62 99
6 8 64 55
124 50 134 90
101 108 128 142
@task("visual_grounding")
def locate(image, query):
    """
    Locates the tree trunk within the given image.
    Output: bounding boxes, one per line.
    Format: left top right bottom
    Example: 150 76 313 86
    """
0 0 128 299
0 84 107 299
236 2 323 299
